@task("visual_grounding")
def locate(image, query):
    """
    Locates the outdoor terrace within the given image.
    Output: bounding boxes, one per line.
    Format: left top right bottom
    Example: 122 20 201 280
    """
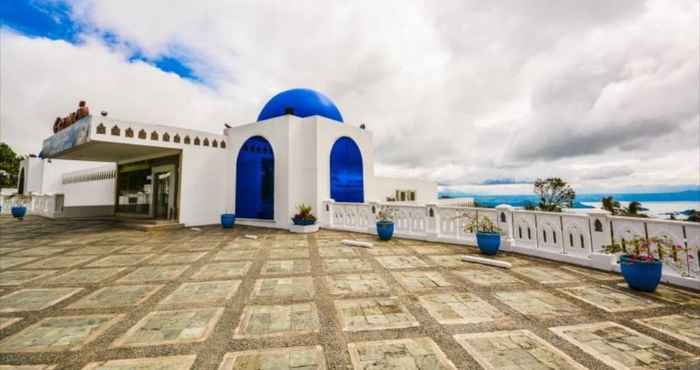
0 216 698 369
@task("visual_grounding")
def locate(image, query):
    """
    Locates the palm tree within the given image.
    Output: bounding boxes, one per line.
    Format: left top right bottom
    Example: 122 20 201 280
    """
601 196 620 215
625 201 642 216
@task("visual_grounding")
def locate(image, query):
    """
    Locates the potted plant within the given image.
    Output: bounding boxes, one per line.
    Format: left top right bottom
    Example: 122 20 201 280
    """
10 194 31 221
221 212 236 229
462 214 503 255
376 207 396 241
292 204 317 226
602 236 682 292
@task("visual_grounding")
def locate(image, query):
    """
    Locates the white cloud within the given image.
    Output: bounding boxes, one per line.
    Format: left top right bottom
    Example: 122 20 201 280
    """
1 0 698 193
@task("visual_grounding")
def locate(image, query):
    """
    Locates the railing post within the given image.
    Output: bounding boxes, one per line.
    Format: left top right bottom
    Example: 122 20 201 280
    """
585 209 615 271
324 199 335 227
426 203 439 241
368 201 379 234
496 204 514 248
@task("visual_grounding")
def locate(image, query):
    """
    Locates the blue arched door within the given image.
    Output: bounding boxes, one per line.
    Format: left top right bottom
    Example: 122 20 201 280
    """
330 137 364 202
236 136 274 219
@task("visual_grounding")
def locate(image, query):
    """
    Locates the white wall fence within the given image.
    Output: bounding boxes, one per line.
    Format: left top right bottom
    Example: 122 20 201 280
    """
1 194 64 218
322 200 700 290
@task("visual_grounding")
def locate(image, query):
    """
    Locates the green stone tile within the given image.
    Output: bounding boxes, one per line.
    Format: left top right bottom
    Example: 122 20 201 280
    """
0 288 83 312
112 308 223 347
68 285 163 309
159 280 240 306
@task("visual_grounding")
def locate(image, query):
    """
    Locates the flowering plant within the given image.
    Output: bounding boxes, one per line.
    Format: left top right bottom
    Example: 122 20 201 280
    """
457 213 503 234
377 206 396 223
291 204 316 223
602 235 684 263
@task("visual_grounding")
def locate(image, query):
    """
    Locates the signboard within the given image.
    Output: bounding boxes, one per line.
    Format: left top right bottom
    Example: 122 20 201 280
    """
40 118 91 157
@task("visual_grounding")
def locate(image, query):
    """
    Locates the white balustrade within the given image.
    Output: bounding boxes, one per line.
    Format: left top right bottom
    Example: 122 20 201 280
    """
321 201 700 290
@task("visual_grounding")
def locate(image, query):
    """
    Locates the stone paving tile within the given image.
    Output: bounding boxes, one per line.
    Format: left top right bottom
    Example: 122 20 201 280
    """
0 247 21 255
250 277 315 301
260 260 311 275
22 256 93 269
87 254 152 267
635 313 700 348
512 266 581 284
267 248 309 259
148 252 207 265
212 249 258 261
117 265 189 283
234 303 320 338
223 239 262 249
0 314 122 352
418 293 506 325
322 258 373 273
318 247 359 258
48 267 125 284
347 337 456 370
324 273 391 296
364 246 413 256
0 270 58 286
426 254 473 268
551 321 698 370
0 365 56 370
0 257 37 270
190 262 251 280
68 285 164 309
335 297 419 332
558 285 664 312
454 330 587 370
392 270 454 292
65 245 126 255
375 256 430 270
0 317 22 330
0 288 83 312
113 308 223 348
615 283 700 305
9 247 68 257
119 245 163 254
561 265 622 281
81 355 197 370
409 244 461 255
451 267 524 286
495 290 583 319
159 280 241 306
219 346 325 370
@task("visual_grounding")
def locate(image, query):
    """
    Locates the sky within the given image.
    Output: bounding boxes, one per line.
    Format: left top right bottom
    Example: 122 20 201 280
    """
0 0 698 195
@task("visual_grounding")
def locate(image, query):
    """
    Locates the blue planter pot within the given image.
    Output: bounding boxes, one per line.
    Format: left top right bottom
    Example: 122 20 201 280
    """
11 206 27 220
221 213 236 228
620 255 662 292
292 217 316 226
376 221 394 241
476 232 501 255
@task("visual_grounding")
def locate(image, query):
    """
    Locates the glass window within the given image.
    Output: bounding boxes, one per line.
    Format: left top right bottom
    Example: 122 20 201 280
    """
117 163 152 215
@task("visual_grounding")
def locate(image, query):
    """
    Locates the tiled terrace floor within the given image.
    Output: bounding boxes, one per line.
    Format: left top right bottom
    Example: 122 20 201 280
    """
0 216 699 370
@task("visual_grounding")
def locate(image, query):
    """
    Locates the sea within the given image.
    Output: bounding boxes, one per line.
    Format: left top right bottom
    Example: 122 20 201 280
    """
439 190 700 220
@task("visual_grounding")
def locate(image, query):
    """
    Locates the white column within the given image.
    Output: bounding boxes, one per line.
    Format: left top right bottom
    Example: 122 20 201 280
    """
496 204 515 249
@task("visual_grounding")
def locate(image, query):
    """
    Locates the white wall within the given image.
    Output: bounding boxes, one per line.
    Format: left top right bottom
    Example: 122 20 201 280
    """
18 157 114 195
178 144 230 226
62 165 116 207
373 176 438 204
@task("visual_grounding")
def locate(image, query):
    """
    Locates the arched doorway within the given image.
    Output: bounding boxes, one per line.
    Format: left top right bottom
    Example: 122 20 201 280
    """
236 136 274 219
17 168 25 194
330 137 364 202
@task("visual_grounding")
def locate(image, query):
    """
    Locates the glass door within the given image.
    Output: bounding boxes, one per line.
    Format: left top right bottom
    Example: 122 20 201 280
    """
152 164 176 220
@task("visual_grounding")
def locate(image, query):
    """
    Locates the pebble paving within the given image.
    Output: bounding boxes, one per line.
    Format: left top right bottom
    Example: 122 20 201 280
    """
0 216 699 369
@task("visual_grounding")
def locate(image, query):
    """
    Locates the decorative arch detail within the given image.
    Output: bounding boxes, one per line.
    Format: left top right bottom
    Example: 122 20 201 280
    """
330 136 364 203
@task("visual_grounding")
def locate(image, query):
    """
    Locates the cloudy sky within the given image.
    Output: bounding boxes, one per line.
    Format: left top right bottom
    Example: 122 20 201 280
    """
1 0 698 195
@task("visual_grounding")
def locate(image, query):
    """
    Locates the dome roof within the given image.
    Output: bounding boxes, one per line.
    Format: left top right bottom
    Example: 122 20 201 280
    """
257 88 343 123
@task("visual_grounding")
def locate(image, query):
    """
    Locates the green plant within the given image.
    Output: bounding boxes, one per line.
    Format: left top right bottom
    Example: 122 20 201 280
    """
291 203 316 223
533 177 575 212
458 213 502 234
602 235 684 262
377 206 396 223
0 143 21 188
601 196 621 215
9 193 31 207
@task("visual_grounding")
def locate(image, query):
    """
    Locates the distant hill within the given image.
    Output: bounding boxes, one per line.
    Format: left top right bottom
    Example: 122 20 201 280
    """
438 190 700 206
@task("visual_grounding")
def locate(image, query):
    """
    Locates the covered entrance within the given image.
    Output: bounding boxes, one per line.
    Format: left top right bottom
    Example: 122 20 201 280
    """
116 155 179 220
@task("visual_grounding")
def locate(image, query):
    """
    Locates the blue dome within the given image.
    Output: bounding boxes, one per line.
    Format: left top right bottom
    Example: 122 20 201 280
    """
258 88 343 123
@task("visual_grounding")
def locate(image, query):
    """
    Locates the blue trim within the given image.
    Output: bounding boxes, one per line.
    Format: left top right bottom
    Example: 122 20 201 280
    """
330 137 364 202
235 136 274 219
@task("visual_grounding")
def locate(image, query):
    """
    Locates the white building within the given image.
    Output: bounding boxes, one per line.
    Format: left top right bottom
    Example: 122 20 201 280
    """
21 88 436 228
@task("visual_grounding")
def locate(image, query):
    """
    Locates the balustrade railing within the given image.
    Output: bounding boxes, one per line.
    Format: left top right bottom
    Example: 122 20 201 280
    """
0 194 64 218
322 200 700 290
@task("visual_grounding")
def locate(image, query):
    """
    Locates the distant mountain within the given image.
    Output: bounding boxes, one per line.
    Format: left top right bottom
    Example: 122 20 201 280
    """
438 190 700 205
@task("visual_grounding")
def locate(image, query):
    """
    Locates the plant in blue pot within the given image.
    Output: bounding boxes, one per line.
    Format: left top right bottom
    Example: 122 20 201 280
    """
462 214 503 255
602 235 684 292
221 212 236 229
10 194 30 221
376 207 396 241
291 204 317 226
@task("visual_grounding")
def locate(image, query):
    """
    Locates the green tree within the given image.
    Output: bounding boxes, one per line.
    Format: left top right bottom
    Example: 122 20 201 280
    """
621 201 648 218
0 143 21 188
533 177 576 212
601 196 621 215
687 210 700 223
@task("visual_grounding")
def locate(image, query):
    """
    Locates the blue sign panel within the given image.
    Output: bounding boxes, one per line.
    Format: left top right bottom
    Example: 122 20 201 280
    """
236 136 275 219
330 137 364 203
40 118 91 157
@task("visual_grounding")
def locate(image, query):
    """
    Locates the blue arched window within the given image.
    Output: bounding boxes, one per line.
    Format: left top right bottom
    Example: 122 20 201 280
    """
330 137 364 202
236 136 274 219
